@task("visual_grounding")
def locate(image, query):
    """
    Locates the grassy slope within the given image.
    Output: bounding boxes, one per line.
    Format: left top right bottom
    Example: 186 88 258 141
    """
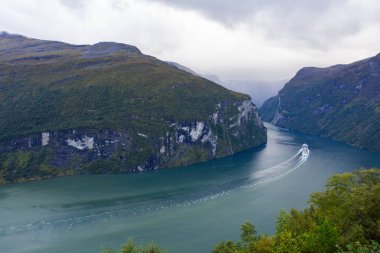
0 34 247 140
260 54 380 152
0 33 266 183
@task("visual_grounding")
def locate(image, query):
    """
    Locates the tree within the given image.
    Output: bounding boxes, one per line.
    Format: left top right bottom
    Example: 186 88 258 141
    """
212 240 238 253
252 235 274 253
276 209 291 234
313 219 338 253
336 240 380 253
272 231 303 253
101 239 166 253
240 221 257 251
212 168 380 253
310 169 380 245
121 239 138 253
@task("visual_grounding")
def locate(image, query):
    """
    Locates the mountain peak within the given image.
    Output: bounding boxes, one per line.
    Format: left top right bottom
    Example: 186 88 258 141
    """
0 31 26 39
82 41 142 57
0 33 266 184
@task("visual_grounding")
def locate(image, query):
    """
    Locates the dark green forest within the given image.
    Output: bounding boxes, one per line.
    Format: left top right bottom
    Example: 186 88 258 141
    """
259 53 380 153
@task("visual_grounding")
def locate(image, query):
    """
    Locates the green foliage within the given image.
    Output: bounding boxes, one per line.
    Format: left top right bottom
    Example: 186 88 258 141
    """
212 221 271 253
336 241 380 253
272 231 304 253
240 221 257 249
120 240 138 253
0 33 267 184
0 34 248 141
259 54 380 153
0 149 62 183
275 209 291 234
212 240 238 253
101 239 166 253
101 248 116 253
252 235 274 253
313 218 339 253
309 168 380 245
212 168 380 253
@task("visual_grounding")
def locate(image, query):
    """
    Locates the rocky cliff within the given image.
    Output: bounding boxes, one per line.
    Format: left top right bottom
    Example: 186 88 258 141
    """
260 53 380 152
0 32 267 184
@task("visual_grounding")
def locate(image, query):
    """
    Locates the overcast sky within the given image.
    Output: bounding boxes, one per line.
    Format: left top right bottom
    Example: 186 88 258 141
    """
1 0 380 80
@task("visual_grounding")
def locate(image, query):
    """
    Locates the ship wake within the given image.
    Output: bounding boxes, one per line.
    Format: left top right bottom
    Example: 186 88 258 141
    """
0 148 310 235
249 148 309 185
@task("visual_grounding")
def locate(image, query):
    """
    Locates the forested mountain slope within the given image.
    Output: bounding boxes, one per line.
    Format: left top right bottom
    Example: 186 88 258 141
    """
0 32 266 184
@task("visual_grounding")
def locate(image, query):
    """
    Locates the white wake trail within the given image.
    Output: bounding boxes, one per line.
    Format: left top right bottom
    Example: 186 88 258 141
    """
0 149 310 235
250 148 309 185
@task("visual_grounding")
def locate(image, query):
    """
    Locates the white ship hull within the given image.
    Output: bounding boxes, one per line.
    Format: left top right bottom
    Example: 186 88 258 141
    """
301 144 309 157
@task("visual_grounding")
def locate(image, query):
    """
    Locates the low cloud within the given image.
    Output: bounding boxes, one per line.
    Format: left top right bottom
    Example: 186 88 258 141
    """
148 0 380 50
1 0 380 80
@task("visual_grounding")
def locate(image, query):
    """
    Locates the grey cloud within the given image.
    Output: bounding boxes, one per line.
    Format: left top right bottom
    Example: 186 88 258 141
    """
147 0 334 25
1 0 380 81
146 0 380 49
59 0 86 9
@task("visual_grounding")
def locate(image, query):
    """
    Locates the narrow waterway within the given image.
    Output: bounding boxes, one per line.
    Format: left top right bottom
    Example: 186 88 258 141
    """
1 123 379 253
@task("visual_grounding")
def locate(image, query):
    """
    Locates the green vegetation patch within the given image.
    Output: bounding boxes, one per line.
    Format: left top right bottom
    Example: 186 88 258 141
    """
212 168 380 253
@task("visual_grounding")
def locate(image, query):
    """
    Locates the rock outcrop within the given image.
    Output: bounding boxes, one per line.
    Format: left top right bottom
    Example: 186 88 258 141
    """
0 32 267 184
260 53 380 153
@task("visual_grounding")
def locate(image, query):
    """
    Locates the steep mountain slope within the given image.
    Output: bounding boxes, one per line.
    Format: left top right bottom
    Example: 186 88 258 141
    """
260 53 380 152
0 32 266 184
165 61 200 77
166 62 285 107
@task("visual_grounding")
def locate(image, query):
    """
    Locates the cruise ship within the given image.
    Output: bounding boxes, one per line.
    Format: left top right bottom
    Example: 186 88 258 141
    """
301 144 309 156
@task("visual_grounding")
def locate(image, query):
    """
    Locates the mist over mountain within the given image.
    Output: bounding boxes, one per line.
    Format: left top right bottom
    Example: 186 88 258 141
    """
222 79 285 107
166 62 284 107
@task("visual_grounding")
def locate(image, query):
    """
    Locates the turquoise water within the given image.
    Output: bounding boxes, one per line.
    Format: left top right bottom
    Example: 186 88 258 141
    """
1 123 380 253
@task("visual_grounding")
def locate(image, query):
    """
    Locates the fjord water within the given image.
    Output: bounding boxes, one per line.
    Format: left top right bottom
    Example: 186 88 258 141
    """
1 123 380 253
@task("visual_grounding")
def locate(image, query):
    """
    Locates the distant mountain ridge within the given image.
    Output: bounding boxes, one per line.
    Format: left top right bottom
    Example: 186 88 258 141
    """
0 32 266 184
260 53 380 152
165 62 284 107
165 61 200 76
222 79 285 107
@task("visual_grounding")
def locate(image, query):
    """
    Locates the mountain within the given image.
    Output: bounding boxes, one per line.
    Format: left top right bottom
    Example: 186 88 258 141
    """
165 61 200 77
203 74 223 85
260 53 380 152
223 79 285 107
0 32 266 184
165 62 284 107
165 63 224 86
